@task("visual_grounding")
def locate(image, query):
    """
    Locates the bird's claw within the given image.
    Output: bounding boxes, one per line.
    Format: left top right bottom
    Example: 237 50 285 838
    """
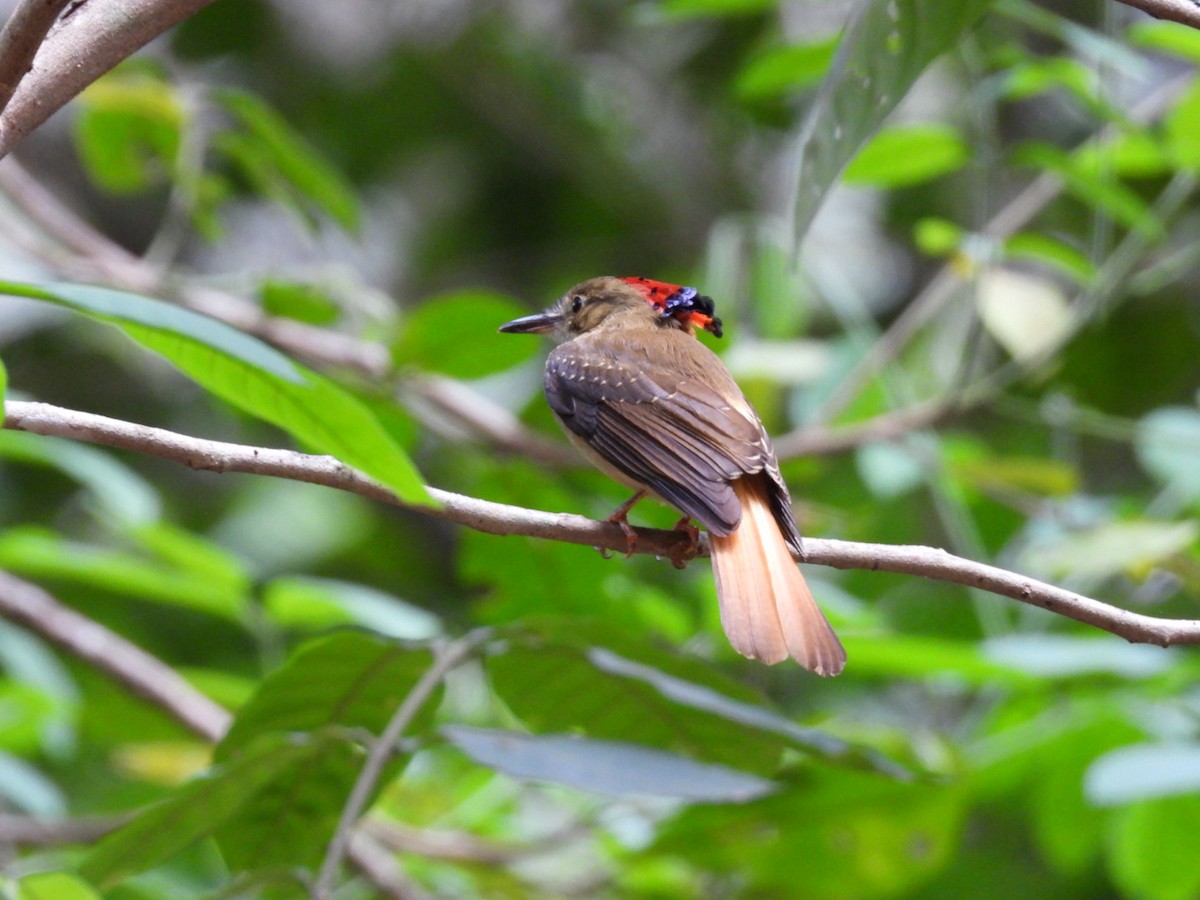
668 517 701 569
608 514 639 558
604 489 647 559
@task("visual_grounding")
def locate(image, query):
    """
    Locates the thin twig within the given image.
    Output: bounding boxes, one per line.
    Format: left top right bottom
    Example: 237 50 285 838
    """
5 400 1198 648
343 832 430 900
0 812 125 846
313 632 489 900
406 375 581 467
0 0 73 118
774 396 963 459
0 569 232 740
362 819 567 865
0 557 435 896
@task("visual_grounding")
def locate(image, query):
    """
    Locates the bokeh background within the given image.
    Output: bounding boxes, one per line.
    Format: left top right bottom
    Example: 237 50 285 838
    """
1 0 1200 896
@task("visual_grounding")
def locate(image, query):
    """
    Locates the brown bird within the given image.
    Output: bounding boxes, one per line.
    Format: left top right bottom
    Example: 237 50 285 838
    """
499 275 845 675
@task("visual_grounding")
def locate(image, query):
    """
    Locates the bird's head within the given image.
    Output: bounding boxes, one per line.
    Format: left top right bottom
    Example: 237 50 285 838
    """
499 276 723 341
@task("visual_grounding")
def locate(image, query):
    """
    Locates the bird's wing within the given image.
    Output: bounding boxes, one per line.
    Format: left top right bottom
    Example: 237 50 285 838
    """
545 334 788 537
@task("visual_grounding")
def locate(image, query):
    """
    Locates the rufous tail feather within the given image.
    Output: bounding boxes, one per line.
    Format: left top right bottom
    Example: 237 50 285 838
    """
709 478 846 675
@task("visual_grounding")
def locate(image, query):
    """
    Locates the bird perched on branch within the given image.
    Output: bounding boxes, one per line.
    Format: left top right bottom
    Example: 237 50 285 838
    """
499 276 845 676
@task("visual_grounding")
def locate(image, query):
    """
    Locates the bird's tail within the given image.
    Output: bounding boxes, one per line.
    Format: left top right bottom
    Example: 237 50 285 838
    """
709 477 846 675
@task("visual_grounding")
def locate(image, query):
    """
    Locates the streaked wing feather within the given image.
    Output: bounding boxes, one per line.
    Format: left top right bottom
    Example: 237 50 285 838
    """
546 338 781 535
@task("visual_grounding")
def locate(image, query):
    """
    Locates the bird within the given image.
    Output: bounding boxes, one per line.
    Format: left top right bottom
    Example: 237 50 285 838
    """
498 275 845 676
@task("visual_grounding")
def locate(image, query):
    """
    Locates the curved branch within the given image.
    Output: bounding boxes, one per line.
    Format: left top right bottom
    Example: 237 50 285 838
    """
0 0 219 159
5 399 1198 648
0 0 72 118
1115 0 1200 28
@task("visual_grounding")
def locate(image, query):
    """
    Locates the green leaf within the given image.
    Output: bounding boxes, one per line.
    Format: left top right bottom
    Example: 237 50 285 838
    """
489 632 787 774
0 527 248 620
0 682 63 756
1073 129 1171 179
1130 20 1200 65
217 632 437 759
1004 232 1096 284
74 65 183 194
17 871 103 900
999 55 1125 121
1024 711 1142 875
130 522 250 596
395 290 539 379
950 448 1079 496
1020 519 1198 580
1012 142 1163 238
0 282 430 507
856 442 924 499
0 751 65 815
791 0 992 241
0 354 6 410
844 634 1033 686
1135 407 1200 501
644 0 776 20
1108 794 1200 900
212 632 440 873
442 725 774 801
0 430 161 526
1164 80 1200 170
843 124 969 187
487 625 902 777
79 735 320 889
260 279 341 326
214 88 359 232
262 576 442 639
734 40 838 101
983 635 1175 680
654 771 965 895
215 739 361 875
913 217 964 255
1086 743 1200 806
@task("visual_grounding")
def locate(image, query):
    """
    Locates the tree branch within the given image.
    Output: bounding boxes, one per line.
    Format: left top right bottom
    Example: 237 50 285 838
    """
0 812 125 846
5 399 1198 649
0 555 438 898
0 0 220 159
314 632 489 900
0 569 232 740
0 0 72 119
0 158 585 466
1115 0 1200 28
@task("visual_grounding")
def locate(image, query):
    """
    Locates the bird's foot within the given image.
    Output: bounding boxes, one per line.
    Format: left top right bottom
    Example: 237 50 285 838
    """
605 490 647 558
668 516 701 569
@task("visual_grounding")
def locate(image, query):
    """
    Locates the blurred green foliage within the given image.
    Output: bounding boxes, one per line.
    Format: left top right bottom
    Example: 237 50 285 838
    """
1 0 1199 897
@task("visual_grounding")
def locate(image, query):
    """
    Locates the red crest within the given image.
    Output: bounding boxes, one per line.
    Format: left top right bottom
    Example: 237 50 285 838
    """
619 276 724 337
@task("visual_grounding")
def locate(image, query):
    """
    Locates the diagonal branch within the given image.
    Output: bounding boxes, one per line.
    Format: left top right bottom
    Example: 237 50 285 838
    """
0 555 433 897
0 568 231 739
0 0 73 118
314 631 490 900
1114 0 1200 28
0 0 220 159
5 399 1198 649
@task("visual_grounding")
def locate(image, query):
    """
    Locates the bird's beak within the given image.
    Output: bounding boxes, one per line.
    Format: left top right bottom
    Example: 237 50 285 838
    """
498 311 560 334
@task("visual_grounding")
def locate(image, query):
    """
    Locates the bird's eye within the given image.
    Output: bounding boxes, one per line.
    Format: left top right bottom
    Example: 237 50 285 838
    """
570 295 584 313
